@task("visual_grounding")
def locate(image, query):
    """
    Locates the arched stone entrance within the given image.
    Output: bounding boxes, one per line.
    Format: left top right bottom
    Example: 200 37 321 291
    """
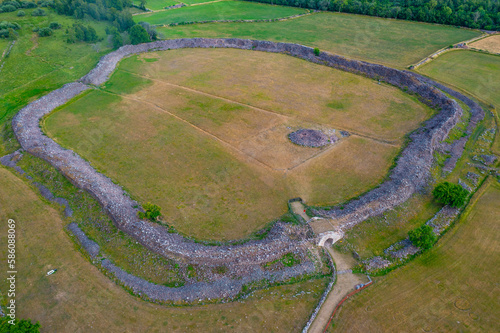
317 231 343 247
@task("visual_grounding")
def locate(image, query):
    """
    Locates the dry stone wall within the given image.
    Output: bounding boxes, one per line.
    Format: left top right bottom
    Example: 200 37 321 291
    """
11 38 483 301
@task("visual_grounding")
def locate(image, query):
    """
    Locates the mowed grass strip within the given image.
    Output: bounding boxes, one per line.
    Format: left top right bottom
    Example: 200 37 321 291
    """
158 11 481 68
134 1 307 25
123 49 432 142
330 180 500 332
0 167 328 332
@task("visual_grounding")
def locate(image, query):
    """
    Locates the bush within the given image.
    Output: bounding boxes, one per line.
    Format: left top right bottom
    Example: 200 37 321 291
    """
0 4 17 12
17 10 26 16
66 23 98 43
38 27 52 37
408 224 436 250
0 316 41 332
49 22 61 29
31 8 46 16
314 47 320 56
137 203 161 221
432 182 469 208
129 24 150 45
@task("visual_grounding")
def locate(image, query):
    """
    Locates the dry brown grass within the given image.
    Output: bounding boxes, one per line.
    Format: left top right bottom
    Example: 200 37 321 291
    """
329 179 500 332
471 34 500 54
0 167 328 332
127 49 432 142
45 48 424 240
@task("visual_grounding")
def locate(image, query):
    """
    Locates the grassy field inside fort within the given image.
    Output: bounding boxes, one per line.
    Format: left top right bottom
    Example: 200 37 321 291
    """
158 12 481 68
43 48 431 240
0 166 328 332
134 1 308 25
329 179 500 332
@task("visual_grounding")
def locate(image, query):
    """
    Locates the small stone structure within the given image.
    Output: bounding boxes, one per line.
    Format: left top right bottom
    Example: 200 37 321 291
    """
288 129 335 147
317 231 343 247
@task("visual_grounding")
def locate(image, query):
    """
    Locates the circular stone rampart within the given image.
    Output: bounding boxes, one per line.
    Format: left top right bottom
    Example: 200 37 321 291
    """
11 38 484 301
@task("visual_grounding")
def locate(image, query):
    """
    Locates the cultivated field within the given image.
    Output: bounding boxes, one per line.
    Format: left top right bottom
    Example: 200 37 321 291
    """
470 34 500 54
0 167 328 332
159 12 481 68
43 48 427 240
330 179 500 332
134 1 308 25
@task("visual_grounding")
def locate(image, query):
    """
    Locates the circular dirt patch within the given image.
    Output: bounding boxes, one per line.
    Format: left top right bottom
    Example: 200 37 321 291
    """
288 129 335 147
455 298 471 311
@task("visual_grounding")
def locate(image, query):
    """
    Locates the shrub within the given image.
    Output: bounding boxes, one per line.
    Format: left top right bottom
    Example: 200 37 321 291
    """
17 10 26 16
129 24 150 45
314 47 320 56
31 8 46 16
137 203 161 221
433 182 469 208
49 22 61 29
0 4 17 12
0 316 41 332
408 224 436 250
38 27 52 37
66 23 98 43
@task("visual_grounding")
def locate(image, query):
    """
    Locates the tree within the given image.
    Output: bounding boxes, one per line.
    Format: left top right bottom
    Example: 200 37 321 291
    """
139 0 147 10
408 224 436 250
129 24 150 45
138 203 161 221
38 27 52 37
433 182 469 208
0 316 41 332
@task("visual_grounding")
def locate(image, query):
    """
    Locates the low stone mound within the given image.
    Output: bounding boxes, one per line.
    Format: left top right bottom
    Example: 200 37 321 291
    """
288 129 334 147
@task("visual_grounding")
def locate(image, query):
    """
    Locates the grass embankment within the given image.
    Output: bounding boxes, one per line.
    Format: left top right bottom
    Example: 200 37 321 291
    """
158 11 481 68
330 179 500 332
0 167 328 332
44 48 431 240
134 1 308 26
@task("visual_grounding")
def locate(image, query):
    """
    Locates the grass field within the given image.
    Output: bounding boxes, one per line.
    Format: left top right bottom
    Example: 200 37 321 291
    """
470 34 500 54
158 11 481 68
133 0 179 10
43 48 424 240
330 179 500 332
0 167 328 332
417 50 500 108
134 1 308 25
0 8 112 156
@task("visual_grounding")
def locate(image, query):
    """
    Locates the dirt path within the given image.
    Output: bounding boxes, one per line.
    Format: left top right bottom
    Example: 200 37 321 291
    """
25 33 39 56
308 247 369 333
290 201 309 221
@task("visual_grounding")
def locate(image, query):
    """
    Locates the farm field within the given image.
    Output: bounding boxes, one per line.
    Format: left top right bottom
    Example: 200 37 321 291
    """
158 11 481 68
470 34 500 54
0 166 328 332
134 1 308 25
330 179 500 332
42 48 429 240
417 50 500 108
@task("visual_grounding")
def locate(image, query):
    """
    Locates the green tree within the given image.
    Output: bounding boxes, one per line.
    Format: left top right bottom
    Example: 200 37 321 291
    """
0 316 41 332
129 24 150 45
408 224 436 250
138 203 161 221
433 182 469 208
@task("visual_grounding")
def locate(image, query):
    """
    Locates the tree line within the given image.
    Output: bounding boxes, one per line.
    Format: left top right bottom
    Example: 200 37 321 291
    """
246 0 500 30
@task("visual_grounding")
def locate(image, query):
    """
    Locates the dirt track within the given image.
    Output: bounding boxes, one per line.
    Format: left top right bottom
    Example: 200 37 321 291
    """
308 247 368 333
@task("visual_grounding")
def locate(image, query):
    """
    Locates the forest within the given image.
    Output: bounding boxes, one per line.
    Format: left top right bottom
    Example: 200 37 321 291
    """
245 0 500 30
